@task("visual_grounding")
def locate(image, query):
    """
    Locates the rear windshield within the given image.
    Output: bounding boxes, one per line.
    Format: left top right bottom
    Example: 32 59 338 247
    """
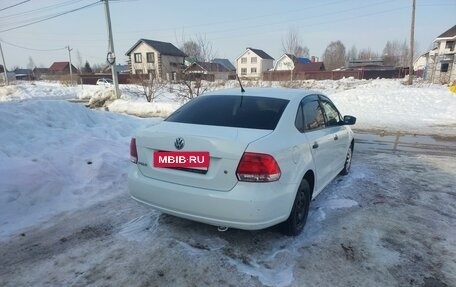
165 95 289 130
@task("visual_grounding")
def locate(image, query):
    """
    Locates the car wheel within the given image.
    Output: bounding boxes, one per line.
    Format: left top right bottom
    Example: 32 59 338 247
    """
281 179 311 236
340 146 353 176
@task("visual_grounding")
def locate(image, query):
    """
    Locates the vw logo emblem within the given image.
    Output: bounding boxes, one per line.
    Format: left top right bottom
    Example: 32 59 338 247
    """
174 137 185 150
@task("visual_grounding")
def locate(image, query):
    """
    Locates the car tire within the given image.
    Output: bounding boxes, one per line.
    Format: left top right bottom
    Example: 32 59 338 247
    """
281 179 311 236
340 145 353 176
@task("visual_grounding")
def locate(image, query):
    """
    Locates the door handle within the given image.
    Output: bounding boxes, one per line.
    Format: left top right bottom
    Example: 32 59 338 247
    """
334 134 339 140
312 142 319 149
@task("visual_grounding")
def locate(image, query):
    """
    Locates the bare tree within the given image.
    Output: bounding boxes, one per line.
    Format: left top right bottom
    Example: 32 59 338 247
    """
76 50 83 71
26 56 35 70
358 48 380 60
182 40 202 61
347 45 358 61
196 34 215 62
180 34 215 62
128 69 166 102
322 40 346 71
383 40 419 67
281 27 309 57
175 74 207 101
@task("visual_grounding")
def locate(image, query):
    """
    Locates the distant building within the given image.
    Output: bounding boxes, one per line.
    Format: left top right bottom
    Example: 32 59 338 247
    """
125 38 186 81
425 25 456 84
183 62 235 81
14 68 33 80
236 48 274 79
49 62 79 74
211 58 236 72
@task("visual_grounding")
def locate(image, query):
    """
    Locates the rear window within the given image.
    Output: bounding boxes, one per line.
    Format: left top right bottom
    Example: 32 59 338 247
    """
165 95 289 130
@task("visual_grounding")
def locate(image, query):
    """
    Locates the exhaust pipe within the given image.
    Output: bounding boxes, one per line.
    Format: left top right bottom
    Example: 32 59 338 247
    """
217 226 228 232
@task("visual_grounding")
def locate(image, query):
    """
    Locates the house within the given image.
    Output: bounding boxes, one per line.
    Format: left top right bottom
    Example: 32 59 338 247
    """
425 24 456 84
33 67 50 79
236 48 274 79
102 64 129 74
125 39 186 81
274 54 312 71
49 62 79 74
212 58 236 72
183 62 235 81
14 68 34 80
294 62 326 72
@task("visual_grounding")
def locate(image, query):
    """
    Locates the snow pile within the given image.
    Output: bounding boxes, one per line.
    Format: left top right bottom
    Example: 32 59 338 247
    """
328 79 456 135
0 100 158 238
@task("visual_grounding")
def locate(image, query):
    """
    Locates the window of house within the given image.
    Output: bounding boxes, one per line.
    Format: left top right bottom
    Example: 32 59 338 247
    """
251 67 257 74
134 53 142 63
135 69 143 74
251 57 257 63
241 68 247 75
146 52 155 63
241 57 247 64
441 63 449 73
445 41 455 51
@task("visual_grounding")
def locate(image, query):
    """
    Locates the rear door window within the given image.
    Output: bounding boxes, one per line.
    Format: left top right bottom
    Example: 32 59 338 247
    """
302 100 326 131
166 95 289 130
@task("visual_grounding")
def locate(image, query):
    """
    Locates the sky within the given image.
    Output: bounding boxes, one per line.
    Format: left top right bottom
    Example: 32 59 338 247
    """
0 0 455 70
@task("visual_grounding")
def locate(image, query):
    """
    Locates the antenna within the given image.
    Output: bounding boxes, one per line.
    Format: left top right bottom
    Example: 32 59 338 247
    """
236 75 245 93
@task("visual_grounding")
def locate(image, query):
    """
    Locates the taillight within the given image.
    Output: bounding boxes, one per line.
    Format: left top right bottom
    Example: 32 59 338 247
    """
236 152 281 182
130 138 138 164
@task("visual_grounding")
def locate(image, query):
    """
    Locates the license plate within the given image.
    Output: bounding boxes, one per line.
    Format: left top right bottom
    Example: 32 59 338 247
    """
153 151 210 168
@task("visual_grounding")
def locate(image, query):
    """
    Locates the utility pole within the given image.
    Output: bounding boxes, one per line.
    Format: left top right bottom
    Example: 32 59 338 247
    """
407 0 416 85
102 0 120 98
67 46 73 84
0 41 8 85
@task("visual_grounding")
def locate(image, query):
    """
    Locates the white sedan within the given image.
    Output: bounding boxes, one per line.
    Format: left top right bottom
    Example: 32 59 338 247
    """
128 88 356 235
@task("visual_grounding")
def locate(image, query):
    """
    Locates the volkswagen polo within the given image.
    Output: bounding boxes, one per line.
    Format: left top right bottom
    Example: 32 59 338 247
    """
128 88 356 235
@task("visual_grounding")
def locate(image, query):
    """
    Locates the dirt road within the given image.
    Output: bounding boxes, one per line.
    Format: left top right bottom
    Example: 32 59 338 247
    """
1 132 455 287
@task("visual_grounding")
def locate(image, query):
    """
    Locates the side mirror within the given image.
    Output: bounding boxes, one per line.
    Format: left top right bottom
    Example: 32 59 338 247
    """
343 115 356 125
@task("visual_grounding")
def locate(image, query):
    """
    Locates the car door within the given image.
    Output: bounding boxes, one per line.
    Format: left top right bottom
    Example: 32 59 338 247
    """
296 96 335 195
319 96 349 175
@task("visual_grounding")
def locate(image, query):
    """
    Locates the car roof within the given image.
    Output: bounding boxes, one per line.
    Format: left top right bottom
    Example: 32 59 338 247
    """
202 87 320 101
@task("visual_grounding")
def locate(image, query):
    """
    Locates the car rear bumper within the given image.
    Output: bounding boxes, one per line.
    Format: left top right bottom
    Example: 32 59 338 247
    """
128 167 298 230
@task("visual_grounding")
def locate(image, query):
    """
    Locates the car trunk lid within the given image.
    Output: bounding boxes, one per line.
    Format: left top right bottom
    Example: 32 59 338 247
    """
135 121 272 191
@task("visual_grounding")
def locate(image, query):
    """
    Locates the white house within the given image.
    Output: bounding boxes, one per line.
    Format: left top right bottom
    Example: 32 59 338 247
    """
236 48 274 79
274 54 297 71
125 39 186 81
425 25 456 84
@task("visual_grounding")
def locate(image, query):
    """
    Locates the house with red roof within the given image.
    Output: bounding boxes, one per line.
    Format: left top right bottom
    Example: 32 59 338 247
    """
49 62 79 74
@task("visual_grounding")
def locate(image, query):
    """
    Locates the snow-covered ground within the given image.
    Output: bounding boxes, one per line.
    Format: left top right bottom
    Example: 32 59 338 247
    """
0 79 455 286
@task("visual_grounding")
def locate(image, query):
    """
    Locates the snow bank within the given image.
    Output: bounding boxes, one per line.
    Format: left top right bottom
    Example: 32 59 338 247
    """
0 100 158 238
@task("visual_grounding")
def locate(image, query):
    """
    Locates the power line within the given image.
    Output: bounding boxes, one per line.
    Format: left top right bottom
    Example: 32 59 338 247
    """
0 38 66 51
0 0 86 21
0 1 101 33
0 0 30 12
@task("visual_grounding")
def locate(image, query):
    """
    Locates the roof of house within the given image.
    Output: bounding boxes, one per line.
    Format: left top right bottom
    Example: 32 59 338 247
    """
184 62 230 73
247 48 274 60
297 57 311 64
125 39 186 57
49 62 76 72
33 68 50 73
212 58 236 71
14 68 33 75
294 62 325 72
437 24 456 39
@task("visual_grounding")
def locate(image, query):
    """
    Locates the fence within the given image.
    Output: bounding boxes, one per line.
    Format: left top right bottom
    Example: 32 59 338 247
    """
262 68 409 81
